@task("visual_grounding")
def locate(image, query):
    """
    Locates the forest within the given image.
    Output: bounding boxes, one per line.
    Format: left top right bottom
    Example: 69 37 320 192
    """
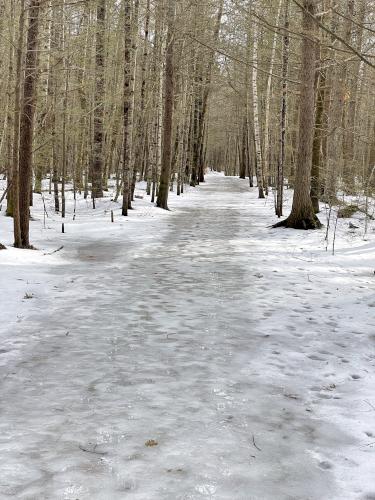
0 0 374 498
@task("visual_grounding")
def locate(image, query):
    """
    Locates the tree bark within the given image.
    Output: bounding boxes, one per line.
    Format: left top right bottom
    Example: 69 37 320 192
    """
276 0 290 217
132 0 150 196
18 0 41 248
91 0 106 199
264 0 283 193
157 0 175 209
251 23 265 198
310 46 325 214
274 0 321 229
324 0 355 202
5 0 15 217
121 0 133 216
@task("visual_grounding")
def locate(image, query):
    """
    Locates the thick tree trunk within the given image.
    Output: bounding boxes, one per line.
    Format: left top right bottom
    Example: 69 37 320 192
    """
157 0 175 209
18 0 41 248
12 0 26 247
274 0 321 229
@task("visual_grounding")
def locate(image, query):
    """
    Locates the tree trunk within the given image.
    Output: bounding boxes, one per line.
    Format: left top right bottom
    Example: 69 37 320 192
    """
342 0 364 188
5 0 15 217
133 0 150 195
264 0 283 193
157 0 175 209
128 0 140 206
12 0 26 247
310 46 325 214
91 0 106 199
239 117 247 179
251 23 265 198
274 0 321 229
276 0 290 217
197 0 224 183
18 0 41 248
121 0 133 216
324 0 355 202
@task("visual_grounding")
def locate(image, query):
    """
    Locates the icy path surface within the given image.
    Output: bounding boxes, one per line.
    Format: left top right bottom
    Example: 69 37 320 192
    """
1 176 375 499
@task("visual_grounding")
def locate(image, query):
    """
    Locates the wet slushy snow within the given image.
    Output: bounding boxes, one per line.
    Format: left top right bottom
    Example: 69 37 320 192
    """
0 175 374 499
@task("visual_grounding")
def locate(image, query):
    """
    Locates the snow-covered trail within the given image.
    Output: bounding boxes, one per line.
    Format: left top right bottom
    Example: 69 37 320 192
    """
1 176 374 499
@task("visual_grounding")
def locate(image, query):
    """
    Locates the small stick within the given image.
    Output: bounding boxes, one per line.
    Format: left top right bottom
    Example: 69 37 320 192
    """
79 444 108 456
364 399 375 411
41 194 49 228
111 209 114 222
252 434 262 451
332 211 339 255
41 193 49 218
73 193 77 220
44 245 64 256
62 222 65 233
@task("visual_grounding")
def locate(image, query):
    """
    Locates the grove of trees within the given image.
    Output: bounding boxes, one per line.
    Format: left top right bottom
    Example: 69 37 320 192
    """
0 0 374 246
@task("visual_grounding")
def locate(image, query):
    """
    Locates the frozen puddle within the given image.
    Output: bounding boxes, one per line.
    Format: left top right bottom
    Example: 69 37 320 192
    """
0 176 374 499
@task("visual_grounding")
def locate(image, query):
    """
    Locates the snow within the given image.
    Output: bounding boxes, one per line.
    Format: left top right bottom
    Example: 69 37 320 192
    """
0 173 374 499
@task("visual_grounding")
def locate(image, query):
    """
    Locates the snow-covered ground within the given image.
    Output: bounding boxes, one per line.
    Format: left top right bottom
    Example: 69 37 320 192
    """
0 173 374 499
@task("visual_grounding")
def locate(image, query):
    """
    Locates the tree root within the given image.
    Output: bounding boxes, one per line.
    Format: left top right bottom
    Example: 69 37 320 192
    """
273 215 322 230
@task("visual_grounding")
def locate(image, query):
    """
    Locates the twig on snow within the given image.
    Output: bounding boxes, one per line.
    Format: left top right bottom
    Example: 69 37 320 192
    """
43 245 64 255
252 434 262 451
79 444 108 455
364 399 375 411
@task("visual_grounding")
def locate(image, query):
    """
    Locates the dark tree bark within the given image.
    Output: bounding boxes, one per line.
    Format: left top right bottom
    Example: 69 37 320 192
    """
276 0 289 217
91 0 106 199
5 0 15 218
190 62 202 187
121 0 133 216
274 0 321 229
18 0 41 248
157 0 175 209
132 0 150 199
12 0 26 247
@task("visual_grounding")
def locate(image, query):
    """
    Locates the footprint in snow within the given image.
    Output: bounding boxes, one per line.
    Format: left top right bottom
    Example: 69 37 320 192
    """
307 354 326 361
318 460 333 470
